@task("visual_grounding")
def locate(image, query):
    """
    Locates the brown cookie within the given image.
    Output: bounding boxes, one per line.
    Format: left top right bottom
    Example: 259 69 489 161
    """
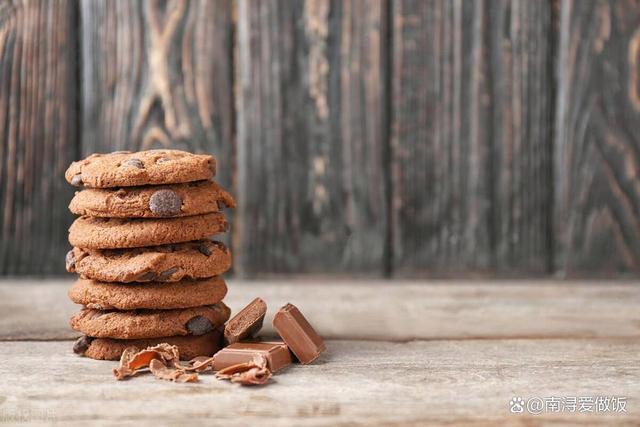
74 329 224 360
65 150 215 188
69 180 236 218
69 303 231 339
68 277 228 310
68 213 228 249
66 240 231 283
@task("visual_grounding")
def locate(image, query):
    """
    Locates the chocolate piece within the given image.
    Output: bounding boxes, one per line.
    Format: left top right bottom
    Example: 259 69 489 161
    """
71 173 83 187
136 271 157 281
272 303 325 364
65 250 76 271
73 335 93 355
198 243 212 256
157 267 178 280
224 297 267 344
213 342 291 373
149 189 182 217
186 316 214 336
121 158 144 169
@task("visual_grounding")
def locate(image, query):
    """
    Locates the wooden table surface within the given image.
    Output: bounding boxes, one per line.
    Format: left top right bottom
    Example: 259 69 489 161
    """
1 280 639 426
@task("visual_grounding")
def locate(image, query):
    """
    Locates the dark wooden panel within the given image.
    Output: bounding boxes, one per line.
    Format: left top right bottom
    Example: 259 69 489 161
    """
555 0 640 276
390 0 555 277
235 0 389 276
0 0 79 275
80 0 234 189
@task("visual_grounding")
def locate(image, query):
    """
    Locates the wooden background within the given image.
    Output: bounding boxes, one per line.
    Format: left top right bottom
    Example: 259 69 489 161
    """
0 0 639 278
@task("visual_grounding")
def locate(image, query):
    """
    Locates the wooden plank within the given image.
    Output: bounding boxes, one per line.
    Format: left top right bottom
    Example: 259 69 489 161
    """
0 339 637 425
391 1 555 276
80 0 235 189
235 0 389 276
555 0 640 276
0 0 79 275
2 280 639 341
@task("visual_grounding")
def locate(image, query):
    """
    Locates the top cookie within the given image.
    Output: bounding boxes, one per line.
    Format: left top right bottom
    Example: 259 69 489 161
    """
65 150 215 188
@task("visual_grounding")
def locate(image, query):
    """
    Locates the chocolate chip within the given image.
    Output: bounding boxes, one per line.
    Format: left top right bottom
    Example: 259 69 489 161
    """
198 243 211 256
65 250 76 271
156 157 171 164
73 335 93 355
217 200 226 210
149 190 182 217
157 267 178 280
121 158 144 169
70 173 83 187
186 316 214 336
136 271 157 281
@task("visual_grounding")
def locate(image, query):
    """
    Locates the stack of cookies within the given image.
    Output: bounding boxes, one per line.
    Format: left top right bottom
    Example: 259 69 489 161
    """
64 149 235 360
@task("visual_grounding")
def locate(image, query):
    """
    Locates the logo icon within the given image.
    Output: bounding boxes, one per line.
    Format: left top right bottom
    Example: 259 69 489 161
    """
509 397 525 413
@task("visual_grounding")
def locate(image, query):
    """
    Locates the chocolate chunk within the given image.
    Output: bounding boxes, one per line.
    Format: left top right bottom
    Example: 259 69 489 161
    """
198 243 212 256
121 158 144 169
136 271 157 281
157 267 178 280
65 250 76 271
73 335 93 355
149 189 182 217
217 200 226 210
70 173 83 187
272 303 325 364
224 297 267 344
156 157 171 164
186 316 214 336
213 342 292 373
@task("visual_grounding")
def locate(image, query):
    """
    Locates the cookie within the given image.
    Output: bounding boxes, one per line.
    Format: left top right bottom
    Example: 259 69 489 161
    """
74 329 224 360
68 213 228 249
68 277 228 310
65 150 215 188
69 180 236 218
66 240 231 283
69 303 231 339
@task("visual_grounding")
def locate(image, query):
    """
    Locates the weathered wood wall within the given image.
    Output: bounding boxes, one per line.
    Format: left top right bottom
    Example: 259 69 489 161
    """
0 0 638 278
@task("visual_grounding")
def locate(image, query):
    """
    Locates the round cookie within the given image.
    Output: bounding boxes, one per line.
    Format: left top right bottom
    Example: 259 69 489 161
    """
68 213 228 249
65 150 215 188
69 303 231 339
69 180 236 218
68 277 228 310
66 240 231 283
73 329 224 360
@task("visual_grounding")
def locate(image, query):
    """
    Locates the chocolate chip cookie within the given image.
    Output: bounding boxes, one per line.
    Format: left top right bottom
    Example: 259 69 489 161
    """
65 150 215 188
74 329 224 360
69 180 236 218
66 240 231 282
68 277 228 310
69 303 231 339
68 213 229 249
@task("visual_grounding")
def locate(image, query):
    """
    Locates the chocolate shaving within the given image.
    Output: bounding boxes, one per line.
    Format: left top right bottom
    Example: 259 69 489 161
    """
215 355 272 386
113 343 182 381
149 359 198 383
185 356 215 373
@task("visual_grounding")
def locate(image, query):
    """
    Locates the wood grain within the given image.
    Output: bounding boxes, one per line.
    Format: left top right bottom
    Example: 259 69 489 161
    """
80 0 234 189
3 280 639 341
390 1 555 276
1 339 638 425
235 0 389 276
0 0 78 275
555 0 640 276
